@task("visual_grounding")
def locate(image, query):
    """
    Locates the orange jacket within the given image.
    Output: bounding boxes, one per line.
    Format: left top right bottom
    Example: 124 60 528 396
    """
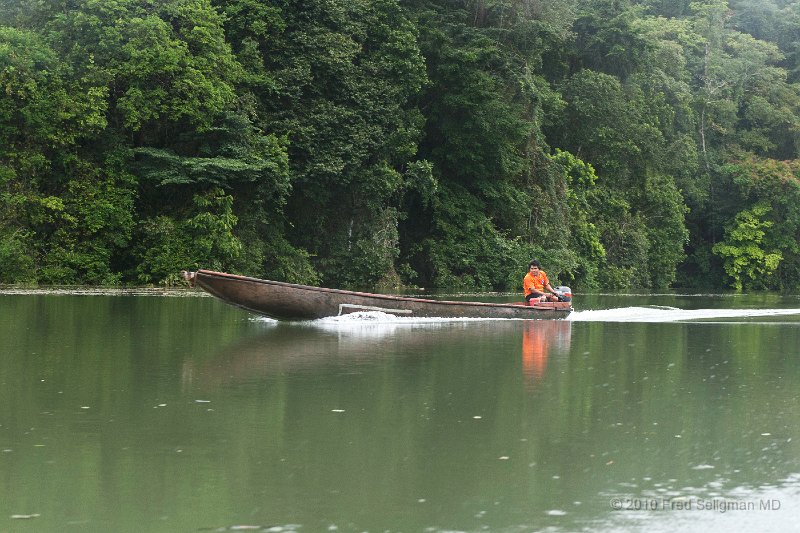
524 271 549 296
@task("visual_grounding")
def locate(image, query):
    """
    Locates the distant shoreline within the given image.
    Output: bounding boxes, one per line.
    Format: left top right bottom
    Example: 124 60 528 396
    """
0 286 206 297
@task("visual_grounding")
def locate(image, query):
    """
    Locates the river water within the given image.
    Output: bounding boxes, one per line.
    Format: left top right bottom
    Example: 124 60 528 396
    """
1 291 799 532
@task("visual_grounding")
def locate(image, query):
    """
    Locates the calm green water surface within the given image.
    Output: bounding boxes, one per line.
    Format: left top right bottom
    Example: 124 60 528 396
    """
1 292 800 532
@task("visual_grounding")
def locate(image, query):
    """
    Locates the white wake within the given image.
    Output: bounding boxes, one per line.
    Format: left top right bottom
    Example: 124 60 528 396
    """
569 306 800 323
248 307 800 326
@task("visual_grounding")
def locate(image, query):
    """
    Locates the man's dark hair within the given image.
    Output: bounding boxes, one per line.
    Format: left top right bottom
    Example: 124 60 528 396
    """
529 260 541 269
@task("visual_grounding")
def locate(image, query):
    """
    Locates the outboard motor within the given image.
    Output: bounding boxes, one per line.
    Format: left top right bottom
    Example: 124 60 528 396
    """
553 286 572 302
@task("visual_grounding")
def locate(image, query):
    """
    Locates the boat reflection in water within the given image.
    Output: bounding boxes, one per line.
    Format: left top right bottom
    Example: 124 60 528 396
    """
182 316 572 392
521 319 572 390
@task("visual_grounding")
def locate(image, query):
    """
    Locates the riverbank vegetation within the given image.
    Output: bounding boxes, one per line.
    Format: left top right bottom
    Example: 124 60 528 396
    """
2 0 800 291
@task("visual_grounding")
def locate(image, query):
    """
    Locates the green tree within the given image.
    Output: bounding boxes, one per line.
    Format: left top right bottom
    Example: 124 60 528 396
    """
548 150 606 288
717 155 800 290
234 0 429 287
0 25 128 284
401 2 580 289
639 173 690 287
132 188 242 285
32 0 293 284
713 203 782 290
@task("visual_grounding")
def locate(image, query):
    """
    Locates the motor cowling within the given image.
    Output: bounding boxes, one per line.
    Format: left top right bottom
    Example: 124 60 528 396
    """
553 286 572 302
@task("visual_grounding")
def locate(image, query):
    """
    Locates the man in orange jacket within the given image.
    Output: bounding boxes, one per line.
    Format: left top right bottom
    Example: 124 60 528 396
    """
523 260 558 303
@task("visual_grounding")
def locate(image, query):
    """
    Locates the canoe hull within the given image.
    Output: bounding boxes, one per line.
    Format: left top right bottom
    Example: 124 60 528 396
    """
186 270 572 320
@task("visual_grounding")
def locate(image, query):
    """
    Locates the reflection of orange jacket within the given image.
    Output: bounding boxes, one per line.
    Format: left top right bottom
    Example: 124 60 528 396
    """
523 271 549 296
522 321 549 387
523 325 547 377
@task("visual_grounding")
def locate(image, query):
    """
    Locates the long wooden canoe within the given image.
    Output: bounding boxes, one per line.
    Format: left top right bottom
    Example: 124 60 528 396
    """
182 269 572 320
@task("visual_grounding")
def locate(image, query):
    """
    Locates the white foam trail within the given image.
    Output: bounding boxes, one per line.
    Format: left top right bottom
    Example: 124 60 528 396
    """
250 311 501 333
305 311 493 338
570 307 800 323
249 307 800 325
316 311 498 324
250 316 279 324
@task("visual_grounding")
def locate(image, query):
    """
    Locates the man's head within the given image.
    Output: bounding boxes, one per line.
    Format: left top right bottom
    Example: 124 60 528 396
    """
529 260 541 273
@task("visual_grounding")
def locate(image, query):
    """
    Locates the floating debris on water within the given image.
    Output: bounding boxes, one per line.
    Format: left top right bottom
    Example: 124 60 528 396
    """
692 464 715 470
11 514 40 519
546 510 567 516
195 400 211 403
331 409 345 413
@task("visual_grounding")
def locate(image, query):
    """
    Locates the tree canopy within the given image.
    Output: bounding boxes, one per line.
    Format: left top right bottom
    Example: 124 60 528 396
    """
2 0 800 291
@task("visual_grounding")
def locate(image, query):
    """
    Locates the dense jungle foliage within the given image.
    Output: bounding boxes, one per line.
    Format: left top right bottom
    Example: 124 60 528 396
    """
2 0 800 291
